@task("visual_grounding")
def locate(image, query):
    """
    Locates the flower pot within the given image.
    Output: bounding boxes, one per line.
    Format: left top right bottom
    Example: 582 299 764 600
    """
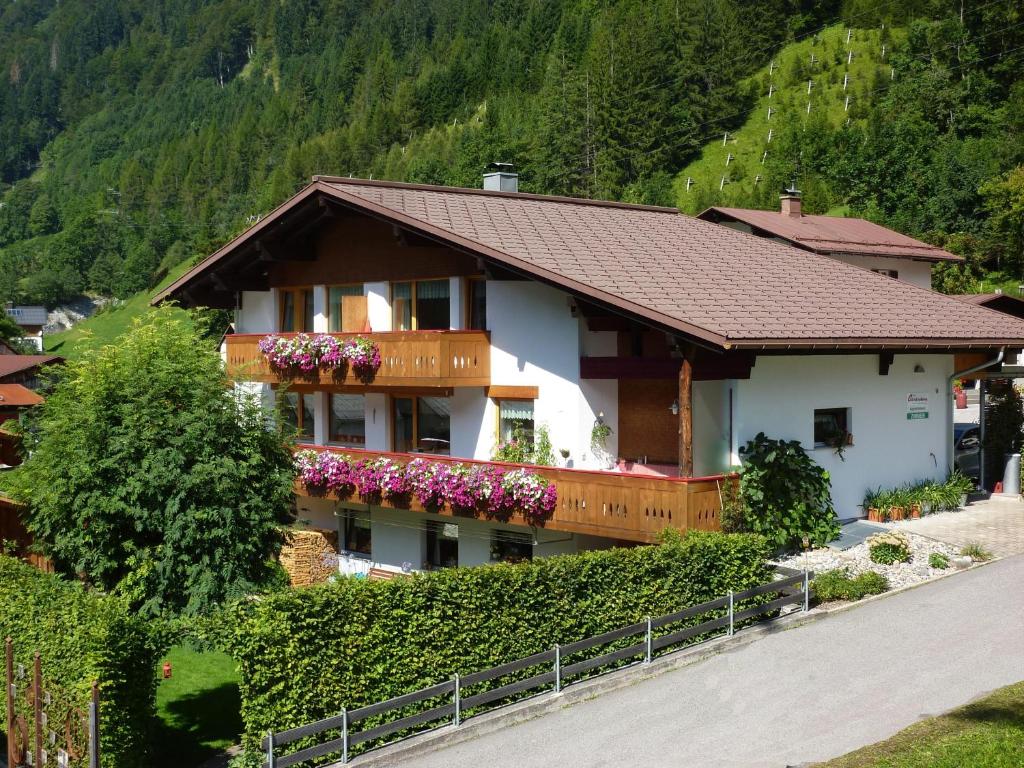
889 506 906 521
922 502 931 516
909 503 922 519
959 493 968 508
867 507 883 523
955 390 968 409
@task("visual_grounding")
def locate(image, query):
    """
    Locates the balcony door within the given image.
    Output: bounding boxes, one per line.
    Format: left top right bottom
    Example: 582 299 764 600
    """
280 288 314 333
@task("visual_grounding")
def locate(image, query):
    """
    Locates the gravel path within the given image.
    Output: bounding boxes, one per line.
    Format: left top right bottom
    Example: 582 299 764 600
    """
395 555 1024 768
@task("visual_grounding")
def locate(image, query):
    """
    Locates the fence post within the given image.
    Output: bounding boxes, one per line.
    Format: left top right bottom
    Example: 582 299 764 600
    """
803 569 810 612
5 637 14 768
728 591 735 636
33 652 42 768
265 730 275 768
453 674 461 726
342 707 349 764
554 645 561 694
645 617 652 664
89 680 100 768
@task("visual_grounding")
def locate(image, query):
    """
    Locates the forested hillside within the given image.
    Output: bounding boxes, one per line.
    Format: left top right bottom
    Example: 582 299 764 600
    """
0 0 1022 311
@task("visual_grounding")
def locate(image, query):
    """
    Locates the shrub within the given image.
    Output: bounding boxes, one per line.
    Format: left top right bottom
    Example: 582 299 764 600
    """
929 552 950 569
961 542 993 562
868 531 912 564
226 531 772 761
0 556 159 768
812 569 889 601
737 433 839 549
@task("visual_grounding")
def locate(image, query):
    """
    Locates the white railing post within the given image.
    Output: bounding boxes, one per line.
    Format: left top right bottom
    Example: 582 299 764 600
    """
454 674 461 726
728 591 735 636
342 708 349 764
266 730 275 768
554 645 561 693
803 570 810 612
645 617 653 664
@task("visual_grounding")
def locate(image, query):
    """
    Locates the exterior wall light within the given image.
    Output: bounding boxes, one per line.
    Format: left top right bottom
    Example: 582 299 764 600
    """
670 399 679 415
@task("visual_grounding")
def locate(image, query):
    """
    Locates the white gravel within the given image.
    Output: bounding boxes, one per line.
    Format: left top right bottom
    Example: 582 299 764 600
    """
773 530 963 591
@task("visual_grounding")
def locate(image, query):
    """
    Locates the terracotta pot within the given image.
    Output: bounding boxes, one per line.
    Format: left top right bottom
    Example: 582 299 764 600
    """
889 506 906 521
909 503 922 519
867 507 883 523
955 390 968 409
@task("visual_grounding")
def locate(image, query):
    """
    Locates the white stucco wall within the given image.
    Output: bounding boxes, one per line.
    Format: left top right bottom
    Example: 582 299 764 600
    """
731 354 953 519
236 291 275 333
832 254 933 290
365 282 390 332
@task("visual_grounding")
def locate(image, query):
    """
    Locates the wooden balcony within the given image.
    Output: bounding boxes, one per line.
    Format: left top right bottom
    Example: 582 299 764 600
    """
225 331 490 389
294 446 725 544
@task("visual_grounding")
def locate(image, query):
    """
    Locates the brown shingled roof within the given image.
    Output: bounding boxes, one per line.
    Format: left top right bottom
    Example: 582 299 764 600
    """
0 354 62 380
0 384 43 406
157 178 1024 351
699 206 960 262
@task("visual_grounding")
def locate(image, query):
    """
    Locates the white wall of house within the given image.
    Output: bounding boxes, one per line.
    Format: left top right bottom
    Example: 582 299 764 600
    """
730 354 953 518
365 282 390 332
236 291 275 333
832 254 933 290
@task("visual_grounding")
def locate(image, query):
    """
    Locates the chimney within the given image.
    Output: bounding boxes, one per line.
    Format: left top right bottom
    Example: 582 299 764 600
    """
780 183 802 217
483 162 518 193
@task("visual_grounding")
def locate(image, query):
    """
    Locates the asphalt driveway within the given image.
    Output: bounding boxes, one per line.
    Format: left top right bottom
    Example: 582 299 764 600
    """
398 556 1024 768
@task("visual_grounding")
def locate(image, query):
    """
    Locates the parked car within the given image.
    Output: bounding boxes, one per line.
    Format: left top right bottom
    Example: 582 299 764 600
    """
954 424 981 480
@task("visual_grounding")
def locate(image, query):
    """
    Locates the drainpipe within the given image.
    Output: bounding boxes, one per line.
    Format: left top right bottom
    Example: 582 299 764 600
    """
949 347 1004 486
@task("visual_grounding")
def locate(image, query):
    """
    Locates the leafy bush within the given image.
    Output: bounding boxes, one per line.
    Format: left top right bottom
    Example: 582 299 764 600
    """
868 531 912 564
226 531 772 762
736 433 839 549
929 552 950 569
961 542 993 562
0 556 159 768
812 569 889 601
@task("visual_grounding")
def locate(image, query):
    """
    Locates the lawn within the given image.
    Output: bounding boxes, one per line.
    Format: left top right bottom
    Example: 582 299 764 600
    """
821 680 1024 767
45 260 194 360
153 646 243 768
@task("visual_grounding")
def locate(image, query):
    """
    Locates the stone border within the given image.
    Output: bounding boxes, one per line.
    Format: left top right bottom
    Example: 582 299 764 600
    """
328 557 999 768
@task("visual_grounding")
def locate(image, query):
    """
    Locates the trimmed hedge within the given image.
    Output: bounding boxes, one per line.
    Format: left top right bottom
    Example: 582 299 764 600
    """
0 556 159 768
227 531 772 760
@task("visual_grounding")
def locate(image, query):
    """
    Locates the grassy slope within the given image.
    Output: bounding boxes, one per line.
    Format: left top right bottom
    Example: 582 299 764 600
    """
675 24 898 214
44 260 194 359
821 680 1024 767
153 646 243 767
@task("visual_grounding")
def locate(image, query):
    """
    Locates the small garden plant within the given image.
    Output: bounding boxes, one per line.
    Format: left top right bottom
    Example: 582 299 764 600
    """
928 552 950 569
812 569 889 601
867 530 912 564
863 472 974 521
960 542 993 562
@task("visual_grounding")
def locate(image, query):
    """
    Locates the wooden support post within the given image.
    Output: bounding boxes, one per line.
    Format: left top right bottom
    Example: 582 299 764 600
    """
678 352 694 477
5 637 14 768
33 652 42 768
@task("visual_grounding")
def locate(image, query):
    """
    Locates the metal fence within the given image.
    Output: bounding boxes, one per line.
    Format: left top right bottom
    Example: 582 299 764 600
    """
263 569 812 768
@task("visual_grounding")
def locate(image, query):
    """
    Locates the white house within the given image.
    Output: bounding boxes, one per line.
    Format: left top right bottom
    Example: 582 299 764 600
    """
157 173 1024 574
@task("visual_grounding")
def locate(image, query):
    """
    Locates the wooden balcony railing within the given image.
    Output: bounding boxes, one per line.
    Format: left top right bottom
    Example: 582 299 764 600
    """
225 331 490 388
294 446 725 544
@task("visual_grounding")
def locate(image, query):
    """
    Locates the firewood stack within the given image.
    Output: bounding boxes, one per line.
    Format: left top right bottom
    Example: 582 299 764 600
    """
279 527 340 587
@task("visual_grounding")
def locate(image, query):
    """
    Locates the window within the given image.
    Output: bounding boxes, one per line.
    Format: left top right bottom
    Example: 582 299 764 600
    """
328 285 366 332
466 278 487 330
329 394 366 447
490 531 532 564
497 400 535 444
340 510 371 557
872 268 899 280
283 391 315 441
814 407 850 448
393 396 451 454
424 520 459 569
280 288 314 332
391 279 451 331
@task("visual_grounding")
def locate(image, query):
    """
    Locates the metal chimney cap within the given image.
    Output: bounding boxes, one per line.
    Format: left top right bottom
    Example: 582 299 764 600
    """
487 162 515 172
782 182 802 197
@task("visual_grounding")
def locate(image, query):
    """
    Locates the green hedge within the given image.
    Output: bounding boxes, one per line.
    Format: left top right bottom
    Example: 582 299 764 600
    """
0 556 159 768
227 531 772 760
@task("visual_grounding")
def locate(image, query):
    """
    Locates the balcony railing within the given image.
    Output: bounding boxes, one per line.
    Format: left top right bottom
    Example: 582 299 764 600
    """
225 331 490 388
294 446 725 544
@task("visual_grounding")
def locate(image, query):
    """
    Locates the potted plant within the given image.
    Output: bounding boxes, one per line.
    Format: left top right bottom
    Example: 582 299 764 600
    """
908 485 923 519
888 488 906 521
864 488 884 522
954 379 968 409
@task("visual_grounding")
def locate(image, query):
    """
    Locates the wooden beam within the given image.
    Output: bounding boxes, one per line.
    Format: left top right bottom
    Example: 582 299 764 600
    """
678 349 694 477
486 385 539 400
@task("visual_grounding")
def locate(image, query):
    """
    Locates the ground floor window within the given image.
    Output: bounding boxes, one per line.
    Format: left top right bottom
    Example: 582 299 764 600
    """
814 407 850 448
340 510 371 557
490 531 533 564
497 399 535 445
425 520 459 569
393 396 451 454
283 391 315 441
330 393 366 447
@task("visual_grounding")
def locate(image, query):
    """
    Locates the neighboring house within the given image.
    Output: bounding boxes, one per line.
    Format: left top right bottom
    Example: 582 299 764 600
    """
155 173 1024 574
697 190 960 289
0 384 42 426
3 305 48 352
0 354 63 390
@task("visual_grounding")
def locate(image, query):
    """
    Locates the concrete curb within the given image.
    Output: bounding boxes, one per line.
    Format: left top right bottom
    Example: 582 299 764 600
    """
332 558 1002 767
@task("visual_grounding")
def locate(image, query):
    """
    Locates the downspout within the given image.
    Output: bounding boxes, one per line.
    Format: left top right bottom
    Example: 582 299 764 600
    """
949 347 1004 482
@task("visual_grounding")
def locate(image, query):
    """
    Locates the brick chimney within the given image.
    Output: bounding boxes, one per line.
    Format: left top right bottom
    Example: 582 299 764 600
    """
780 184 802 218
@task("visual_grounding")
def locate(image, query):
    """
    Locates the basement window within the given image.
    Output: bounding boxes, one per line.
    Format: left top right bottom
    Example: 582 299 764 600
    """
814 407 850 449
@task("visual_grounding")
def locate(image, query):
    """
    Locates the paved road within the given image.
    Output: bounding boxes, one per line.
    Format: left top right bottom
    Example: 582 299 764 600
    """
400 556 1024 768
